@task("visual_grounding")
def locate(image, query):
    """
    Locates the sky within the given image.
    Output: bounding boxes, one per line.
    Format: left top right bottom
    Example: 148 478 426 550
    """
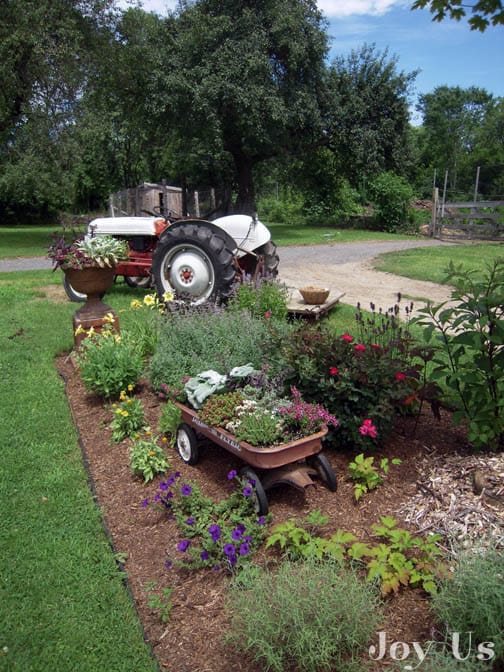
119 0 504 123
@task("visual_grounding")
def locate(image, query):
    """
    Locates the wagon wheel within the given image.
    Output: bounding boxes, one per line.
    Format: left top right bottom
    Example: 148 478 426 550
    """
176 423 199 465
152 222 236 305
307 453 337 492
239 467 269 516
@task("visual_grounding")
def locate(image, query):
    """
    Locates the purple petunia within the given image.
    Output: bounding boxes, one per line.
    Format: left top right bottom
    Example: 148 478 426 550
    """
200 550 210 561
223 543 236 557
159 481 169 491
228 554 238 567
181 484 192 496
165 559 173 569
141 498 149 507
186 517 195 525
177 539 190 552
257 516 266 525
243 486 253 497
239 543 250 556
208 524 221 541
227 469 238 480
231 528 243 541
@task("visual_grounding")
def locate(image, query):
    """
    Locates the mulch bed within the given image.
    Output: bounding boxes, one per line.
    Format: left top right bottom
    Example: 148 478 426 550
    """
56 354 500 672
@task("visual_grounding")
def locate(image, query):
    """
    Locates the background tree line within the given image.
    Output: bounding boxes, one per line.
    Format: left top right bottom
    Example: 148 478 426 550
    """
1 0 503 225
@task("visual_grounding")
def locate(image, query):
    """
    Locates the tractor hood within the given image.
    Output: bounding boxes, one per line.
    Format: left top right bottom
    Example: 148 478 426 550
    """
212 215 271 256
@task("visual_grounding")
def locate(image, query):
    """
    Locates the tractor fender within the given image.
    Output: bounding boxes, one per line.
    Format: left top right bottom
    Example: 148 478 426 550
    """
159 219 238 254
212 214 271 255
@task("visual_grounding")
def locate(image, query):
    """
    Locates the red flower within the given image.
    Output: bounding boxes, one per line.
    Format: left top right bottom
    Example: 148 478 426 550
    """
264 311 272 318
329 366 339 376
371 343 381 350
354 344 366 353
358 418 378 439
341 333 354 343
395 372 406 381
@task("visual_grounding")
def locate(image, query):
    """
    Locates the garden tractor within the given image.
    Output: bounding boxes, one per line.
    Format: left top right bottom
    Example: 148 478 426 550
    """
63 212 279 305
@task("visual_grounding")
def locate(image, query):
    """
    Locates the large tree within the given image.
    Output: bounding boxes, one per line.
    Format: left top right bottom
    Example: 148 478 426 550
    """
412 0 504 31
153 0 329 214
417 85 494 193
325 44 418 185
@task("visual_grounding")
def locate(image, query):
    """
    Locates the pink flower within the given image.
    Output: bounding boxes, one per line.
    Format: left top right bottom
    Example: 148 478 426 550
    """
329 366 339 376
354 344 366 353
359 419 378 439
371 343 381 350
264 311 271 318
395 372 406 381
341 333 354 343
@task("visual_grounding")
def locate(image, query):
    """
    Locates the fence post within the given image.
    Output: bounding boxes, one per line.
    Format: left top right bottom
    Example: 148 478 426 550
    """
431 187 439 237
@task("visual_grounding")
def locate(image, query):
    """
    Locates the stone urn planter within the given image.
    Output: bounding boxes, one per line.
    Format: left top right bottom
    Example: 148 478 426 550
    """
64 266 118 347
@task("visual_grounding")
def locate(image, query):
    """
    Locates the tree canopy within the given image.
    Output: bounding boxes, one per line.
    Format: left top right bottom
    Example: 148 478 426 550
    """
412 0 504 31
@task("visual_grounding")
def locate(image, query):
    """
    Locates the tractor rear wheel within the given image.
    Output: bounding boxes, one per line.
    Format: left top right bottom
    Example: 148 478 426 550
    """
152 222 236 305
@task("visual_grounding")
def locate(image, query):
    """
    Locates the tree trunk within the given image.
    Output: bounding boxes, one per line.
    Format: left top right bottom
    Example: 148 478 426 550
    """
231 151 257 215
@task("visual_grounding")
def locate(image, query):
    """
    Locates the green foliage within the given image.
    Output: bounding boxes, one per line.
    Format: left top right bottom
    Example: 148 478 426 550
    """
75 323 144 400
412 0 504 31
129 431 170 482
148 305 286 391
109 388 146 443
123 293 166 360
144 581 173 624
281 310 417 450
368 171 414 232
266 513 444 596
431 546 504 663
145 471 269 573
199 391 245 427
158 400 182 446
413 259 504 450
228 278 289 321
348 453 401 500
226 558 382 672
234 409 283 446
257 190 304 225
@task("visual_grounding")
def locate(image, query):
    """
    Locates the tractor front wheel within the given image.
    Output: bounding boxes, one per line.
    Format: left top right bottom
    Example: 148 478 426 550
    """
152 223 236 305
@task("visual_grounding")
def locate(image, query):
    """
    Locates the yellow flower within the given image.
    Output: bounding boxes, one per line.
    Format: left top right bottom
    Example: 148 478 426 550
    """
145 430 151 436
114 335 121 343
120 390 127 401
103 312 115 324
127 384 134 391
127 399 132 404
134 433 140 439
130 299 142 310
74 324 86 336
122 411 129 417
148 450 155 456
143 294 156 307
163 290 175 302
162 436 168 443
88 326 95 336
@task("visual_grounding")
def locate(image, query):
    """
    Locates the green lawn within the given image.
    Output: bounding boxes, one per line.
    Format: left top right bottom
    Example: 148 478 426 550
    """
0 270 159 672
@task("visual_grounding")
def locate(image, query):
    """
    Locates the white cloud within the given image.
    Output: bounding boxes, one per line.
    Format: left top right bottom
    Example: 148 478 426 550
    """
317 0 407 18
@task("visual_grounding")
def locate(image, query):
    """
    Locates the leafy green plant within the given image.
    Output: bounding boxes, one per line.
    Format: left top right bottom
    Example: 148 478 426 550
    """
226 558 382 672
75 322 144 399
144 470 270 573
431 545 504 664
126 293 169 360
234 409 283 446
109 387 146 442
228 277 289 321
48 230 128 270
158 400 182 446
413 259 504 450
144 581 173 624
348 453 402 500
129 431 170 482
199 391 245 427
266 513 445 596
368 171 414 232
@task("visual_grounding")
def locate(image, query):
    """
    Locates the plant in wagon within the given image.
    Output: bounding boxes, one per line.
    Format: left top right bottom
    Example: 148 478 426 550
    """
144 471 270 573
75 322 144 399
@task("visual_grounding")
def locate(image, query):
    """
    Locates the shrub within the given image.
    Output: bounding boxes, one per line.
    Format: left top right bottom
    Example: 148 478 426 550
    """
431 546 504 665
281 311 417 450
75 322 144 399
413 259 504 450
148 304 292 391
226 559 382 672
109 387 146 442
368 171 414 232
129 430 170 482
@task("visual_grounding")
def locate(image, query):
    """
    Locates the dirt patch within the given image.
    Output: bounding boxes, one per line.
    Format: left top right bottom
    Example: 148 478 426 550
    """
35 284 68 303
56 355 502 672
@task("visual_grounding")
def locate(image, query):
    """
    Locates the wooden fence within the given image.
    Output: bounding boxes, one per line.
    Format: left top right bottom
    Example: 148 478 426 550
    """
431 188 504 240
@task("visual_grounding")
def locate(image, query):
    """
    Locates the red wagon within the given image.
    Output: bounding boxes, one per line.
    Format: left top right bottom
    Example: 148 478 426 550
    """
174 402 337 515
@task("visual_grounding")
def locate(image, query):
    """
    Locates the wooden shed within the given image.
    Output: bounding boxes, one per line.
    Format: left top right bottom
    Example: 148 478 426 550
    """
109 182 183 218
